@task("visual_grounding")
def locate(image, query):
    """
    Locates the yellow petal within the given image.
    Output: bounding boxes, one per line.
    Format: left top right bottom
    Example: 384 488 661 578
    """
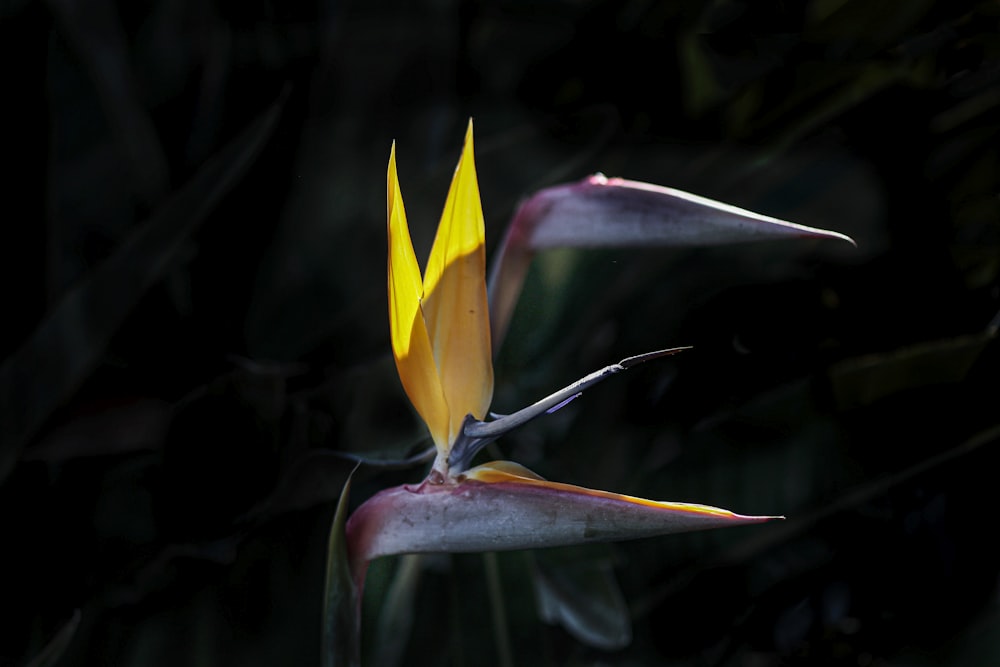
421 120 494 444
464 462 752 519
387 142 449 449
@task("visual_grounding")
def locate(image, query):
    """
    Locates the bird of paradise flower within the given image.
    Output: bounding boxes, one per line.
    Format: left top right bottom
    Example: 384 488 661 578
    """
325 120 851 665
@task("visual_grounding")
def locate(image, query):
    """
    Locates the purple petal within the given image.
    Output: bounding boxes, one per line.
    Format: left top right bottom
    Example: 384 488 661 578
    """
489 174 855 346
346 462 779 574
509 174 855 250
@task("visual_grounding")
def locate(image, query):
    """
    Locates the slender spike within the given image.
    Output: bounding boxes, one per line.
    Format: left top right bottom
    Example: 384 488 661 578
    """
464 347 689 441
334 446 437 470
448 347 688 471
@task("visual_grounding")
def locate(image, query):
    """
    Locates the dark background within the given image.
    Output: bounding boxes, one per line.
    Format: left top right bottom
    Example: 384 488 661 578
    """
3 1 999 665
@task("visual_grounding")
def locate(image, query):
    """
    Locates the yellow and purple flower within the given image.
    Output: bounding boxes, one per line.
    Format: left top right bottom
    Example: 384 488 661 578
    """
344 122 780 584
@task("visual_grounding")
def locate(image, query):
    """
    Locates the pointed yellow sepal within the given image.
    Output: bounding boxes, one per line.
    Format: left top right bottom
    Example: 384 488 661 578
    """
387 142 449 450
387 121 494 459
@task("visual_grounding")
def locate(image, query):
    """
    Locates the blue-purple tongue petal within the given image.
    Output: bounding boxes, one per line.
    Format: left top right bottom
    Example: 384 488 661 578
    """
448 348 689 472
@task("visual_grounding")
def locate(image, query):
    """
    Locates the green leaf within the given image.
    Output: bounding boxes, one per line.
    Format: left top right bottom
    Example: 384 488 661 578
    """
25 609 81 667
531 553 631 650
322 465 360 667
370 555 424 667
828 331 995 410
0 92 285 483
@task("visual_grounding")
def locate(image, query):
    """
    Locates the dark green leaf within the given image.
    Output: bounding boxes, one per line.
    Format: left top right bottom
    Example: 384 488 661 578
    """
322 465 360 667
0 93 285 482
25 609 80 667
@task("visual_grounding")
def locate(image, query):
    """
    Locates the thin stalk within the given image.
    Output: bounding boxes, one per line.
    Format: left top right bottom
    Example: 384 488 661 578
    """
483 552 514 667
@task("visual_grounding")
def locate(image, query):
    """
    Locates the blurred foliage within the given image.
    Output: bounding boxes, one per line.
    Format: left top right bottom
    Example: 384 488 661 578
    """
2 0 999 665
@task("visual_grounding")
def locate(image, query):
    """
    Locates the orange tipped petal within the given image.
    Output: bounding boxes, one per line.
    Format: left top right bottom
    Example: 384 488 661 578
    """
464 461 767 521
421 120 494 444
387 143 449 449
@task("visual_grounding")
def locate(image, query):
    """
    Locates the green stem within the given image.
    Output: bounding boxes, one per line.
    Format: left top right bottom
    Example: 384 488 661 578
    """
483 552 514 667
